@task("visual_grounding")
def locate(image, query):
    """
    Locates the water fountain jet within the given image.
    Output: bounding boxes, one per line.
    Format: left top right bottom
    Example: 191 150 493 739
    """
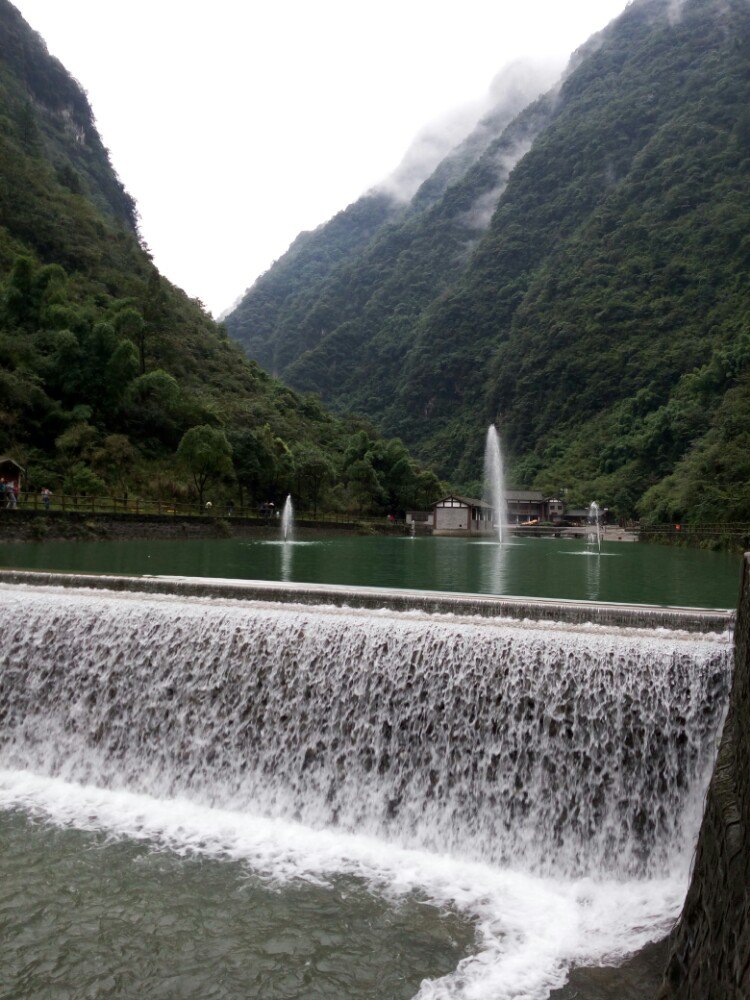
281 495 294 543
588 501 602 553
483 425 506 543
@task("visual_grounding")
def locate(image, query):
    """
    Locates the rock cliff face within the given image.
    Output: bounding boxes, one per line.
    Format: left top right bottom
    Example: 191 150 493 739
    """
0 0 136 227
659 555 750 997
225 0 750 521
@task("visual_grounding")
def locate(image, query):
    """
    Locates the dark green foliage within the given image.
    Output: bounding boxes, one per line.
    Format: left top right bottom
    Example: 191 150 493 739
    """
340 430 443 514
176 424 233 507
226 79 552 409
227 193 401 374
0 0 136 227
0 1 434 515
225 0 750 522
294 447 334 516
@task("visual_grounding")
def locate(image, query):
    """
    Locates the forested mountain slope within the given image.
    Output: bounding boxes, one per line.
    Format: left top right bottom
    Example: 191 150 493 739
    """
226 61 554 380
226 191 400 375
226 0 750 521
0 0 439 513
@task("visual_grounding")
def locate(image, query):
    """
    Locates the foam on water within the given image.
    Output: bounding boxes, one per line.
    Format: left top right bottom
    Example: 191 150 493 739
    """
0 769 685 1000
0 584 733 997
247 540 321 547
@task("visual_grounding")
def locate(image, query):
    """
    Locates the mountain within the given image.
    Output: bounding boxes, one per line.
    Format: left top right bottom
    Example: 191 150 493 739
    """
0 0 439 515
225 0 750 521
225 60 557 379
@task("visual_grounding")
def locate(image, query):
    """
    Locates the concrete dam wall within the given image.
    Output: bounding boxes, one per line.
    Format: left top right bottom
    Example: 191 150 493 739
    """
0 567 745 996
0 568 733 633
659 554 750 998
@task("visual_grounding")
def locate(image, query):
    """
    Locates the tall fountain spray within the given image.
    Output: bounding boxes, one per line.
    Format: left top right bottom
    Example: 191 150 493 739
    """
483 424 506 543
281 494 294 543
588 501 602 553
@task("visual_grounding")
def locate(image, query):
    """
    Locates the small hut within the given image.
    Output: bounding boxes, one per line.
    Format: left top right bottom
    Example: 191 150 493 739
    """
0 456 25 494
432 494 495 537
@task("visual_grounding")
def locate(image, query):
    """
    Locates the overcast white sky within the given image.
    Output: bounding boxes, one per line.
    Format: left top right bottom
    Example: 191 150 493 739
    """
14 1 628 316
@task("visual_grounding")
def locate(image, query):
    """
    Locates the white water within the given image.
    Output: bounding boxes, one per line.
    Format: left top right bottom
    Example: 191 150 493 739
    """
0 769 688 1000
588 501 603 553
483 424 506 543
281 493 294 542
0 585 733 998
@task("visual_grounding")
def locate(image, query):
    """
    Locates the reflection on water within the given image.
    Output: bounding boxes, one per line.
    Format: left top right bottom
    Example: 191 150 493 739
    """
281 540 293 582
482 542 507 596
586 551 601 602
0 534 739 607
561 551 620 557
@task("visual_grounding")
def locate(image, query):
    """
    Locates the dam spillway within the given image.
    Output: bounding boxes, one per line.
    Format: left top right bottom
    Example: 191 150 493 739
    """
0 573 735 998
0 568 734 632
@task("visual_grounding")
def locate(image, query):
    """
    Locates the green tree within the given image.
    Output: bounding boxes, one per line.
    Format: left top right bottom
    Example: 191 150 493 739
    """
346 457 384 513
104 341 139 408
123 370 184 448
115 308 148 376
92 434 137 495
55 421 99 466
176 424 233 507
3 256 35 328
3 258 66 330
141 270 168 374
62 463 107 499
413 468 443 509
230 428 272 508
295 448 334 516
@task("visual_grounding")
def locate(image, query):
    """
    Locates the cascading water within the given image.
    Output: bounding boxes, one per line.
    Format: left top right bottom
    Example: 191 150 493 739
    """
0 584 733 998
281 494 294 542
483 425 505 543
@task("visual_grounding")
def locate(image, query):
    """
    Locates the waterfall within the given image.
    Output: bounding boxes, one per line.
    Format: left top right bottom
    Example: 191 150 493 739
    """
483 425 505 542
0 586 730 880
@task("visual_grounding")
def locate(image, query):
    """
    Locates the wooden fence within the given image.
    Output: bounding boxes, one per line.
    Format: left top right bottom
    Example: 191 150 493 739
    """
0 491 404 526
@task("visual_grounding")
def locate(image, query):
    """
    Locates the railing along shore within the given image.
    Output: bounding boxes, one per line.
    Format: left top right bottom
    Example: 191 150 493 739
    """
641 523 750 538
3 492 750 541
0 491 402 526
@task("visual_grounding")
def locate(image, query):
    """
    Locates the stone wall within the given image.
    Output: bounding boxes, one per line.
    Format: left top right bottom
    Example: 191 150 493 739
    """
0 510 394 542
0 510 234 542
659 554 750 997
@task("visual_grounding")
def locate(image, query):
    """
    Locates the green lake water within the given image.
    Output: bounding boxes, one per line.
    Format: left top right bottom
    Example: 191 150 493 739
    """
0 532 740 607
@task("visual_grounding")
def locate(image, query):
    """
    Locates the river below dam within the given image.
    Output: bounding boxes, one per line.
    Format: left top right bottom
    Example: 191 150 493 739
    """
0 579 734 998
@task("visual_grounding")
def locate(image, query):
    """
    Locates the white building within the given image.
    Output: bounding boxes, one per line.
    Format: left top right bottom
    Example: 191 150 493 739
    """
432 495 496 537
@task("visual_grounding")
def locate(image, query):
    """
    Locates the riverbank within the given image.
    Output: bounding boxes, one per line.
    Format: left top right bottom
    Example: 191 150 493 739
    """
0 509 407 543
640 525 750 553
0 510 644 545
